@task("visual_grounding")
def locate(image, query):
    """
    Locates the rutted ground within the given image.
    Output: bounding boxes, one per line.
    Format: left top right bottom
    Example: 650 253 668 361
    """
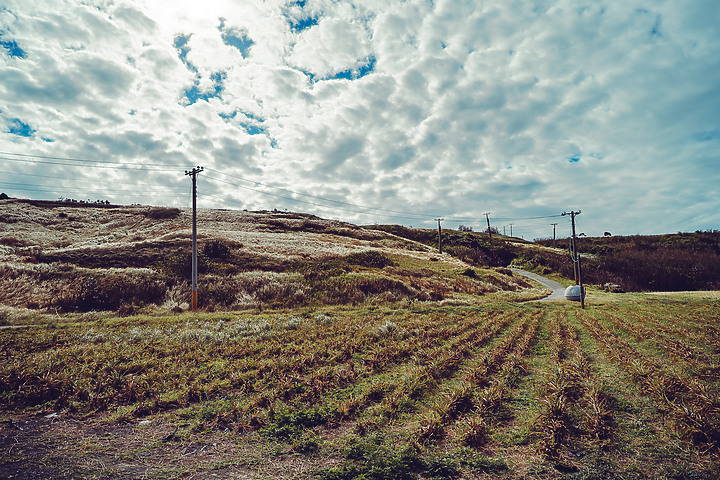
1 297 718 479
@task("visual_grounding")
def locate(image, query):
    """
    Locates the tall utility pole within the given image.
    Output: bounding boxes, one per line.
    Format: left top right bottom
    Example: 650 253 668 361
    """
484 213 492 240
185 166 204 312
562 210 584 309
551 223 558 249
434 218 444 254
509 224 513 238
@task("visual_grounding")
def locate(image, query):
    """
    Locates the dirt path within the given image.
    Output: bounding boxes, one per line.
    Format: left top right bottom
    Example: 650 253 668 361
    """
509 268 566 301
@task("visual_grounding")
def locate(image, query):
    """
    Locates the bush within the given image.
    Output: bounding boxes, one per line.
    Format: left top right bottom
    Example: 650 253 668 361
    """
345 251 396 268
202 239 233 260
312 274 428 305
0 236 29 247
143 207 181 219
156 250 213 280
54 272 167 312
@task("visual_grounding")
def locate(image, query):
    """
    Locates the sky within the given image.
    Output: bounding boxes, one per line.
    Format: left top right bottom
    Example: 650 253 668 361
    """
1 0 719 239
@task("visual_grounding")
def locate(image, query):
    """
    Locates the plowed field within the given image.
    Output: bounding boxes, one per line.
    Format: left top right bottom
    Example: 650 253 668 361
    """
2 296 719 478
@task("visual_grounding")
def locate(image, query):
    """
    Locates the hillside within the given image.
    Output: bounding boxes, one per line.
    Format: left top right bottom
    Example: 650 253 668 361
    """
532 231 720 292
369 223 720 293
0 198 541 314
2 199 719 479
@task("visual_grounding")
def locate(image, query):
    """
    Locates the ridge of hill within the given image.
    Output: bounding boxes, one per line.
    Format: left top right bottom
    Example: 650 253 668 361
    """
0 199 543 314
371 223 720 293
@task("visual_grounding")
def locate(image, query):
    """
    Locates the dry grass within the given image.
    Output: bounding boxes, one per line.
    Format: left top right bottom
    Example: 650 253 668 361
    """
3 199 719 478
1 298 718 479
0 199 541 314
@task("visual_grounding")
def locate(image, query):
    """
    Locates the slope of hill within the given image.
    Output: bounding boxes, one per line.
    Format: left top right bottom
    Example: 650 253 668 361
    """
370 223 720 293
0 199 541 314
532 231 720 291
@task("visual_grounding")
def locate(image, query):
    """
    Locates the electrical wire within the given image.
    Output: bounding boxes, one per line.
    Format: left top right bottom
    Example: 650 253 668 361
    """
204 167 446 220
0 151 181 167
202 174 444 222
0 154 181 172
0 150 574 228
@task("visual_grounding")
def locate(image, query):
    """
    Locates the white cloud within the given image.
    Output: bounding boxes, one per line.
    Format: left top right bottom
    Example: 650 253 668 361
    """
288 18 372 77
0 0 718 236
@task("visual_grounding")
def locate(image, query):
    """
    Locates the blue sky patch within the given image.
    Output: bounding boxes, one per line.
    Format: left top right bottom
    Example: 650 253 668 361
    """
184 71 226 105
241 123 266 135
324 56 376 81
693 130 720 142
568 155 580 163
174 34 196 72
286 1 319 33
7 118 35 137
218 19 254 58
222 30 254 58
290 16 319 32
219 111 237 121
0 38 26 58
219 110 266 135
297 67 317 82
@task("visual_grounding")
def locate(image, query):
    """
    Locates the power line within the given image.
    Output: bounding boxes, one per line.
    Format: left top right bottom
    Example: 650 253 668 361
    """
0 151 180 168
202 174 442 222
204 168 445 220
0 169 185 187
0 151 575 228
0 154 181 171
0 181 185 194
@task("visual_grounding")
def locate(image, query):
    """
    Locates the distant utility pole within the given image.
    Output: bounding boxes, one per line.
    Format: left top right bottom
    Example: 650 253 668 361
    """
562 210 584 309
434 218 444 254
484 212 492 240
509 224 513 238
185 166 204 312
551 223 558 248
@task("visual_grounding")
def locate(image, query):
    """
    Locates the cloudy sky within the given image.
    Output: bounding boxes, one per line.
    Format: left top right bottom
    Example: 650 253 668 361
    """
1 0 718 238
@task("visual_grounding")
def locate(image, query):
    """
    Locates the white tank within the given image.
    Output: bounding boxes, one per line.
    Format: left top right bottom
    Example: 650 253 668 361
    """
564 285 585 302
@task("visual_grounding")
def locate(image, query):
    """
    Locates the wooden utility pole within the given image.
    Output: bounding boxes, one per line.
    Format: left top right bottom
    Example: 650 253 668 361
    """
562 210 584 309
434 218 444 253
185 166 204 312
551 223 558 248
484 212 492 240
509 224 513 238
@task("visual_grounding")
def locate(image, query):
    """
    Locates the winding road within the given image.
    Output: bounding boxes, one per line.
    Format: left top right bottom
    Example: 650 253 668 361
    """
509 267 566 301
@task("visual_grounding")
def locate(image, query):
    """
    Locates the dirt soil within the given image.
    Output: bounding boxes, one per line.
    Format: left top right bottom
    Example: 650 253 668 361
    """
0 412 341 479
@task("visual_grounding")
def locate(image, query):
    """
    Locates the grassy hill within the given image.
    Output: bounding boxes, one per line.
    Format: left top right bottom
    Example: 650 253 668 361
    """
0 198 540 316
369 224 720 293
1 199 719 479
532 231 720 292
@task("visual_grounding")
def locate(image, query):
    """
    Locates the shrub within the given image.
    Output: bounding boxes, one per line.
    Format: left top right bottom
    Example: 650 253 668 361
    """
156 250 213 280
54 272 167 312
143 207 181 219
0 236 29 247
313 274 427 305
345 251 396 268
202 239 233 260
